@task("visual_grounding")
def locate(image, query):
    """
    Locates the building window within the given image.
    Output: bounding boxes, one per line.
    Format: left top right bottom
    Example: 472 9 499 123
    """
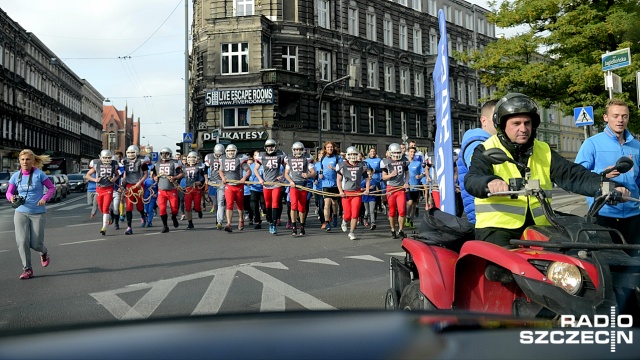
412 0 421 11
457 80 466 104
319 50 331 81
414 71 423 97
399 22 408 50
454 9 462 26
413 25 422 54
262 39 271 69
367 60 378 89
384 64 395 92
477 18 485 34
318 0 330 29
368 108 375 134
348 7 359 36
398 0 406 6
350 105 357 133
429 30 437 55
443 5 451 21
223 107 250 128
221 43 249 75
466 13 474 30
321 101 330 130
401 112 407 138
235 0 254 16
350 56 361 87
400 68 409 95
416 114 422 138
428 0 436 16
383 16 393 47
385 110 393 135
282 46 297 71
468 83 477 106
366 11 376 41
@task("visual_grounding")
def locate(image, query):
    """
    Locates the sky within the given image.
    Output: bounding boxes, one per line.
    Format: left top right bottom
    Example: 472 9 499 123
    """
0 0 505 153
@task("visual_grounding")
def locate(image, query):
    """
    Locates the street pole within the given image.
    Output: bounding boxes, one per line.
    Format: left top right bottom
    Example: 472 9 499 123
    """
317 75 350 151
184 0 189 155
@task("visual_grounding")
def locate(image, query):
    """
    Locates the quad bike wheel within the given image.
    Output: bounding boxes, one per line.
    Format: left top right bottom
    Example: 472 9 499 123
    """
398 281 435 311
384 288 399 310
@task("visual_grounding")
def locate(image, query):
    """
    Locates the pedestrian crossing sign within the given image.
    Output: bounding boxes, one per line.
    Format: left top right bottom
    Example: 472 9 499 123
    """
183 132 193 143
574 106 594 127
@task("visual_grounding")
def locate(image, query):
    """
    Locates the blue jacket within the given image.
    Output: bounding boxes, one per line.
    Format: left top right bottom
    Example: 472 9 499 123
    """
457 128 491 224
575 125 640 218
249 163 263 192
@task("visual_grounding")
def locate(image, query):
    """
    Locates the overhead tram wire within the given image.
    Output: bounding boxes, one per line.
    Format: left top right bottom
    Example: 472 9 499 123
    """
125 0 182 57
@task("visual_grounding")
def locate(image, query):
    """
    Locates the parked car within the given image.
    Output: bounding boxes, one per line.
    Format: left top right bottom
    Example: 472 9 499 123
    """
45 175 63 203
58 174 70 195
0 172 11 196
56 175 68 198
67 173 87 192
80 169 90 176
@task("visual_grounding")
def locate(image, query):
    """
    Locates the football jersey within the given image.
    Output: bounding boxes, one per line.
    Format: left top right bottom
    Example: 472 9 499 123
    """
220 155 250 184
122 156 150 184
380 158 409 187
182 165 204 187
336 161 369 191
204 153 223 183
255 150 286 189
285 154 314 186
93 159 120 188
155 160 182 190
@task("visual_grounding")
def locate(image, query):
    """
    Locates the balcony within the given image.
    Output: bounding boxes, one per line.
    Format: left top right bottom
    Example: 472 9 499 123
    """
261 69 310 89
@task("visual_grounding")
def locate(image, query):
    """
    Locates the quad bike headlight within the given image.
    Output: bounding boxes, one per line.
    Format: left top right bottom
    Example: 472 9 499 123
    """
547 262 582 295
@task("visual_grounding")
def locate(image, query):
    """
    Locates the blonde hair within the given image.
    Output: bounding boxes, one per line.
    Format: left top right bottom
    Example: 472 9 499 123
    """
19 149 51 169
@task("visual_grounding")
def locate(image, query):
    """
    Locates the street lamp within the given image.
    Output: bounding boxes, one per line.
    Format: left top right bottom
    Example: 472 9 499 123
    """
317 75 351 149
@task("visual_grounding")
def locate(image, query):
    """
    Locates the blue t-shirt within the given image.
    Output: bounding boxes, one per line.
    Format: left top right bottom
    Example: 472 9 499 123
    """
408 159 424 190
10 168 50 214
249 163 263 192
364 157 382 182
319 154 342 188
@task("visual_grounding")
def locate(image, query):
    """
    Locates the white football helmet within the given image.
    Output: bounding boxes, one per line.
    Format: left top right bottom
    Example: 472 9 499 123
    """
160 147 172 161
292 142 305 158
346 146 359 163
126 145 139 160
265 139 277 154
187 151 198 166
213 144 225 158
225 144 238 158
388 143 402 161
100 150 112 164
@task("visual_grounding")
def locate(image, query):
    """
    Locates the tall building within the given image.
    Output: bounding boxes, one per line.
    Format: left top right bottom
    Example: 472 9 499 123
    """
188 0 496 157
0 8 103 172
102 104 140 155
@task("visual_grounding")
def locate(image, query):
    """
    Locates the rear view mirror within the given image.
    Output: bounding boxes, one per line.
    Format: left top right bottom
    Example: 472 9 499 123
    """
482 148 511 165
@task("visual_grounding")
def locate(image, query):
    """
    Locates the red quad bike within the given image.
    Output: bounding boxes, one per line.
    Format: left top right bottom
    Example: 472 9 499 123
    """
386 149 640 320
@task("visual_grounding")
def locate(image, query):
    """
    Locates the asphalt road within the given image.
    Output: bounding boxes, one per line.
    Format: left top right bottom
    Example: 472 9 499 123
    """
0 189 587 331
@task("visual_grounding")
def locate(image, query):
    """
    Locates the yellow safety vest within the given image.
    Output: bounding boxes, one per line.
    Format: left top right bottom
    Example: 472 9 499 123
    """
475 136 552 229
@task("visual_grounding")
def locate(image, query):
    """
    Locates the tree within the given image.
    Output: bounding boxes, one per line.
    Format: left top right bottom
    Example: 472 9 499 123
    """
462 0 640 130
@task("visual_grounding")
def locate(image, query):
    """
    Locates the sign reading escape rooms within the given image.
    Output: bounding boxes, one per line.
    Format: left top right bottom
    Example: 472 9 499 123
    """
205 88 274 106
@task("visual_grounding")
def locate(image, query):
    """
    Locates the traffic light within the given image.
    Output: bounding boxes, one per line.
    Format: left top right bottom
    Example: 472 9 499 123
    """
176 142 184 154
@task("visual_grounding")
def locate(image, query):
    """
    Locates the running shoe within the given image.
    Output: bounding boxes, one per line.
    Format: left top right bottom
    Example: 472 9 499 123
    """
100 228 106 236
209 208 215 213
291 227 297 237
321 222 327 230
286 221 292 229
172 215 179 228
348 232 357 241
125 227 133 235
277 219 281 226
341 220 348 232
224 225 233 233
391 230 397 239
332 215 338 228
370 223 376 231
114 224 120 230
398 230 406 239
90 213 95 219
141 215 147 227
216 222 222 230
298 226 305 236
40 253 50 267
238 221 244 231
272 224 278 235
147 222 153 227
19 269 33 280
325 223 331 232
162 226 169 233
254 223 262 230
180 214 186 221
363 220 370 228
187 222 194 230
198 211 203 219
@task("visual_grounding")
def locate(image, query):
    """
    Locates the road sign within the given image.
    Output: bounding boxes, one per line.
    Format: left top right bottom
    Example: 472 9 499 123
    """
150 152 158 162
183 132 193 143
602 48 631 71
574 106 594 127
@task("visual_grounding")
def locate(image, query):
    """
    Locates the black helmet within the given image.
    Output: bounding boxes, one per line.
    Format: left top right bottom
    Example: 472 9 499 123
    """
492 93 540 133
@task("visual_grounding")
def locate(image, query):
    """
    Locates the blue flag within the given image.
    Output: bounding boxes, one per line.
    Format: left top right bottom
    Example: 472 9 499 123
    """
432 9 455 216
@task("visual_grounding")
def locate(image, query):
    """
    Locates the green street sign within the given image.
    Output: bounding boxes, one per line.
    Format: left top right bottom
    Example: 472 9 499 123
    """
602 48 631 71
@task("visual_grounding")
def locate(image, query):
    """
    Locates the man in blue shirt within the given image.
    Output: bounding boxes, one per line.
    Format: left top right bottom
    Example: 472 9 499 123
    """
457 99 498 224
575 99 640 244
406 147 426 228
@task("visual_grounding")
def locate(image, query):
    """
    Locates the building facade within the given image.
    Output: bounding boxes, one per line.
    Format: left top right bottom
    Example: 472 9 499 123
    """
101 104 140 156
189 0 497 157
0 9 103 173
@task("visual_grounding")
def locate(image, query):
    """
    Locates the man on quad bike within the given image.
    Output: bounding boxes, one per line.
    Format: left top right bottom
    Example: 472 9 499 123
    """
465 93 630 246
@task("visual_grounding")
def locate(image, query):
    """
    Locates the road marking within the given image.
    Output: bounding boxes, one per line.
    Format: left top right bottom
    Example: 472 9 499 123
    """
60 238 107 245
0 230 15 234
90 262 335 320
299 258 339 266
345 255 384 262
66 223 97 227
0 250 10 253
57 203 89 211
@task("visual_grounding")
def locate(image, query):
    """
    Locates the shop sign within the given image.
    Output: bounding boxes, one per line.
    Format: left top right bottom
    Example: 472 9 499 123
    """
203 131 269 141
205 88 274 107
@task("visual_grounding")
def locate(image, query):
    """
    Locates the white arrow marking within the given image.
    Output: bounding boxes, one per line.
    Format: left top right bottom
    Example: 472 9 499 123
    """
386 252 406 257
345 255 384 262
122 279 179 320
192 272 235 316
299 258 340 266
